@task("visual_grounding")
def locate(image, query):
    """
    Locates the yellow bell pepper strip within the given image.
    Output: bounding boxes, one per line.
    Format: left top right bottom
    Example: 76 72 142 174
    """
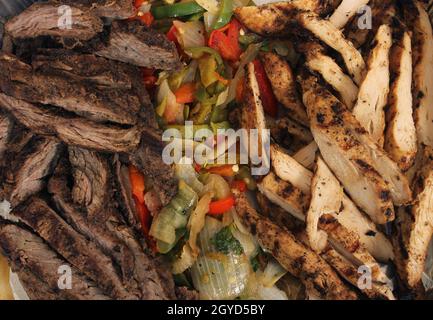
185 46 223 65
151 2 205 19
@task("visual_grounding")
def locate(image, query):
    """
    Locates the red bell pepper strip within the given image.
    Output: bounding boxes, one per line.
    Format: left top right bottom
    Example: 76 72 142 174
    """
166 24 178 42
231 180 247 192
128 165 146 205
208 19 242 62
193 163 202 173
142 67 157 91
207 164 235 177
208 196 235 215
134 0 146 8
174 82 196 104
137 12 154 27
252 59 278 118
133 196 151 234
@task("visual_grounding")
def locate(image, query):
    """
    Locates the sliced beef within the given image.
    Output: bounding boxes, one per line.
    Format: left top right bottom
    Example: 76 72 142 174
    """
68 147 110 216
48 158 176 300
0 220 110 300
93 20 181 70
0 93 141 153
0 53 140 125
130 128 178 206
32 49 134 90
0 111 13 160
17 270 60 300
11 197 139 299
31 49 156 126
5 3 103 41
53 0 135 20
1 136 62 208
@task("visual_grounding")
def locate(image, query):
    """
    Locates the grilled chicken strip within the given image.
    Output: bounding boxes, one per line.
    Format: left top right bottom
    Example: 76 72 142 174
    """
292 141 318 169
305 157 395 299
271 146 394 262
394 146 433 291
258 172 310 222
302 42 359 109
329 0 370 29
312 220 395 300
260 52 308 125
352 25 392 146
235 4 366 84
300 72 412 222
5 2 104 41
306 157 343 253
411 1 433 148
234 191 358 300
385 32 417 171
240 62 270 174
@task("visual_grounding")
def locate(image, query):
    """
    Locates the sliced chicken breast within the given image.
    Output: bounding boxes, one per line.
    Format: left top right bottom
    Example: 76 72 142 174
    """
268 144 394 261
306 157 343 253
293 141 318 169
257 172 310 222
412 1 433 148
234 190 358 300
260 52 308 125
385 32 417 171
352 24 392 146
304 44 359 109
329 0 370 29
299 72 395 224
235 4 366 84
393 146 433 290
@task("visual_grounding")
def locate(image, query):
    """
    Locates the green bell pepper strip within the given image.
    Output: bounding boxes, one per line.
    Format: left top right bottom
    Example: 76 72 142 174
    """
212 0 233 30
151 2 205 19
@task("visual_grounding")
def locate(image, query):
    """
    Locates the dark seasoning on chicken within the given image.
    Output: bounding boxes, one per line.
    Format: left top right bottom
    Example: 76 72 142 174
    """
0 0 432 301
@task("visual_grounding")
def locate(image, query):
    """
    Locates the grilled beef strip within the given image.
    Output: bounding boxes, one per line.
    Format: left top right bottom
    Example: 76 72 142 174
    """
68 147 110 216
32 49 134 90
11 196 139 299
0 220 111 300
0 136 62 208
92 20 181 70
49 155 177 300
0 93 141 153
0 53 140 125
0 111 13 161
5 2 104 41
52 0 135 20
47 160 172 299
130 127 178 207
